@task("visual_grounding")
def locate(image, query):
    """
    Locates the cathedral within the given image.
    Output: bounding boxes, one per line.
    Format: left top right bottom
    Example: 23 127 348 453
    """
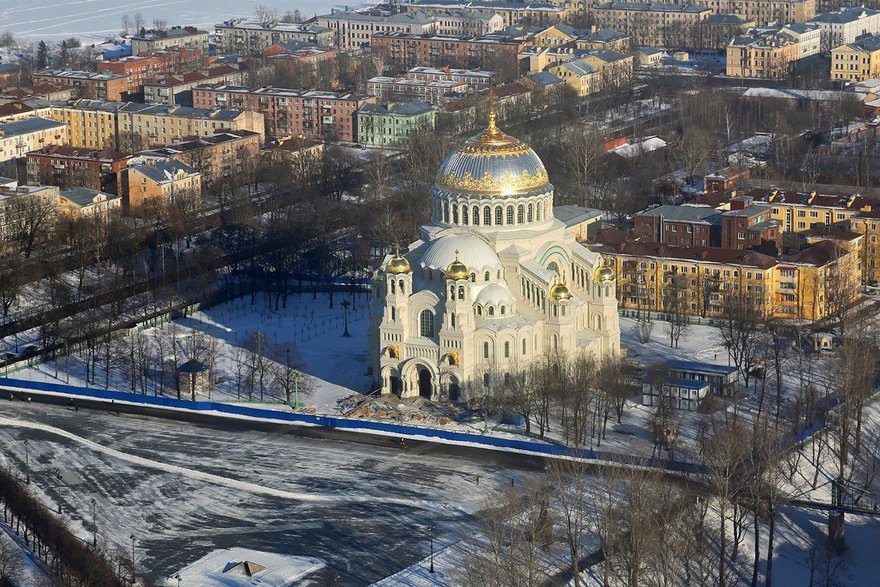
368 111 621 401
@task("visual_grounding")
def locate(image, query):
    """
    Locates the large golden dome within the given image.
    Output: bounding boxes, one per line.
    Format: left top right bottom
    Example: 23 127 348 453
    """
435 110 550 196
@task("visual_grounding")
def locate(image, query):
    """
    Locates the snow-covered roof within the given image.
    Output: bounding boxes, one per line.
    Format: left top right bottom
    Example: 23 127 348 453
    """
420 233 501 272
165 548 323 586
475 283 515 307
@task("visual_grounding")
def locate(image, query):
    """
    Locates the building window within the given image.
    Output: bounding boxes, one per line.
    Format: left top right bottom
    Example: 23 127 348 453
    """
517 204 525 223
522 339 527 355
419 310 434 337
484 206 491 225
483 341 490 358
504 341 510 358
485 271 490 282
506 206 514 225
495 206 503 225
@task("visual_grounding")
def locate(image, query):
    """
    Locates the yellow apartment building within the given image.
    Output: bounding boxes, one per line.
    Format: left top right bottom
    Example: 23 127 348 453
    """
830 35 880 82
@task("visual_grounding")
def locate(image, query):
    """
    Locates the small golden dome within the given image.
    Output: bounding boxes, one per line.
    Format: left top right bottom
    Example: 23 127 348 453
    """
595 265 615 282
550 282 571 301
445 258 470 281
386 252 411 274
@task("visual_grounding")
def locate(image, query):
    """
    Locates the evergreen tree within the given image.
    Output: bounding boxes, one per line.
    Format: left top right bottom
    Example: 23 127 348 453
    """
59 40 68 67
36 40 48 70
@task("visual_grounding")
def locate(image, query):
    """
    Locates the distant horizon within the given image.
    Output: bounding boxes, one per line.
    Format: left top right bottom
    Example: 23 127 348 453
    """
0 0 368 43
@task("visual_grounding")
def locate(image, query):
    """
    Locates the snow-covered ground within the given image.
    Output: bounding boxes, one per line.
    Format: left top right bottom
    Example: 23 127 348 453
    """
0 0 368 42
0 400 546 584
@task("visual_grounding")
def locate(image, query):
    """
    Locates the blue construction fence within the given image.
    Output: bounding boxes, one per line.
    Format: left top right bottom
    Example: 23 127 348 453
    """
0 377 707 476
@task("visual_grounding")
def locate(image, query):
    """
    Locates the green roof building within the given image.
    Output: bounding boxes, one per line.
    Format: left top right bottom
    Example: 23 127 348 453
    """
357 102 435 148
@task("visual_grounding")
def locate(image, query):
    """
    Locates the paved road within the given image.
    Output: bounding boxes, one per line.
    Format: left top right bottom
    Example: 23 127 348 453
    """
0 400 544 586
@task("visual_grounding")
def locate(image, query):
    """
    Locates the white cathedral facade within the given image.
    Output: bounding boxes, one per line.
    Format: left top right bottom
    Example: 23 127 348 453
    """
368 113 621 401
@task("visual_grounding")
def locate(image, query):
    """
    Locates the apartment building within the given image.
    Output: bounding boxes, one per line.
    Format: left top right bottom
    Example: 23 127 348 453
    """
0 184 60 242
0 118 69 175
809 6 880 52
367 75 470 105
25 146 131 194
404 66 497 86
46 100 121 149
408 0 565 27
317 11 438 52
46 100 265 150
192 85 373 142
592 3 711 48
117 103 266 146
548 58 598 95
371 32 528 70
138 130 261 185
143 64 245 106
726 28 801 78
97 48 206 93
33 70 130 101
648 0 815 23
215 20 336 55
357 102 436 147
0 85 76 105
130 26 209 55
58 187 122 219
634 205 722 247
433 10 505 36
122 156 202 210
775 238 861 320
830 33 880 81
719 196 781 252
850 209 880 283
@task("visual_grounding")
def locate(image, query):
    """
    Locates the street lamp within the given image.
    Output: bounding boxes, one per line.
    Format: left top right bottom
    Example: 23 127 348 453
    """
174 574 181 587
341 300 351 337
130 534 136 578
23 439 29 484
91 498 97 547
429 524 435 574
483 381 490 434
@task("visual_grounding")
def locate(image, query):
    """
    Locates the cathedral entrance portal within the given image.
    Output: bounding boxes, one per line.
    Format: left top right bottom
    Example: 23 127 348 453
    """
418 368 432 399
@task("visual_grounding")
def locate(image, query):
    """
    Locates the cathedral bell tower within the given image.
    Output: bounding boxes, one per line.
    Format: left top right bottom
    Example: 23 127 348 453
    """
546 280 574 352
384 248 412 338
438 252 472 400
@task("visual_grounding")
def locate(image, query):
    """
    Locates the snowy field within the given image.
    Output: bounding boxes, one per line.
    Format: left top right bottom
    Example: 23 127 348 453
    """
0 400 546 585
0 0 367 42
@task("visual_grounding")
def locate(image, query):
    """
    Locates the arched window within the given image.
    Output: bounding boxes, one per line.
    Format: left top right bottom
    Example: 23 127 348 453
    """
483 373 490 387
470 273 476 282
399 280 404 294
553 306 557 317
561 305 566 316
391 306 396 322
500 306 506 315
495 206 503 225
483 341 490 359
458 286 465 300
488 306 495 316
484 271 490 282
504 373 511 385
517 204 525 224
442 204 449 223
504 341 510 358
451 313 456 329
522 339 527 355
452 205 459 224
483 206 491 225
477 305 482 315
449 285 455 297
462 205 468 225
390 280 396 294
497 269 502 279
527 203 534 222
506 206 514 225
419 310 434 337
472 205 480 226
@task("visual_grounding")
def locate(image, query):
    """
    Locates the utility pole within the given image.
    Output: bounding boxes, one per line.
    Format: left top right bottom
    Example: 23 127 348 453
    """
23 439 29 484
91 498 97 547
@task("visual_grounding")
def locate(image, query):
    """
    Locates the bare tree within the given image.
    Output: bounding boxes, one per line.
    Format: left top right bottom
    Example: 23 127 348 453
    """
0 536 26 584
255 4 280 23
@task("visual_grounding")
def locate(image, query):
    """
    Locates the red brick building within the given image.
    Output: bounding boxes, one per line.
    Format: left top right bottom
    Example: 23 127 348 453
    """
720 196 781 253
26 145 132 194
371 33 527 71
634 205 721 247
191 85 374 142
97 48 206 94
704 166 750 198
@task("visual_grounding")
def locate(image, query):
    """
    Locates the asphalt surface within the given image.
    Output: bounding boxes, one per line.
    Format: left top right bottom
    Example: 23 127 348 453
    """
0 399 546 586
